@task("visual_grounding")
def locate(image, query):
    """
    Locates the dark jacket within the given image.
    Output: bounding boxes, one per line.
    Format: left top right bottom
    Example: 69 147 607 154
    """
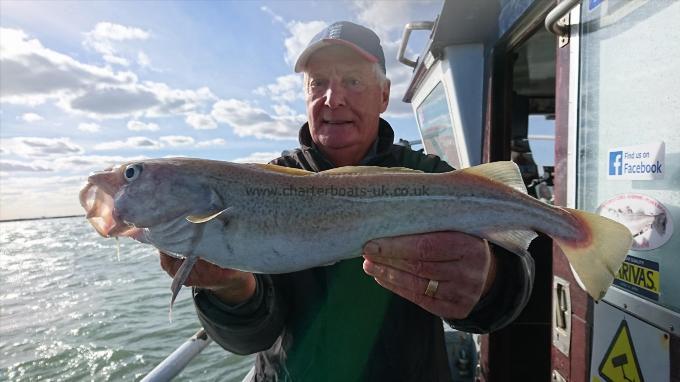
194 119 534 381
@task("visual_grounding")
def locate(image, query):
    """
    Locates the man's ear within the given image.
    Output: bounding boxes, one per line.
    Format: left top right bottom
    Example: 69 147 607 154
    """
380 79 391 113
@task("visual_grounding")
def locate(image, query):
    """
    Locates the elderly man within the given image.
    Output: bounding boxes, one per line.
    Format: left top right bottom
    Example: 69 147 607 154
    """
161 21 533 381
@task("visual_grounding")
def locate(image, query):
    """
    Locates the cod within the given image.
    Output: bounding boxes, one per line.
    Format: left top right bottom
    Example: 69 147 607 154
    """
79 159 632 310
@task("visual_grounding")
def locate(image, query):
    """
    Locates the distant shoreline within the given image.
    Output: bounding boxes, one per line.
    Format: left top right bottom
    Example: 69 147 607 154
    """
0 215 85 223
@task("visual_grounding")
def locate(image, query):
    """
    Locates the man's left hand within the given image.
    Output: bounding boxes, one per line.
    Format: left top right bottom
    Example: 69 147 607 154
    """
362 231 496 320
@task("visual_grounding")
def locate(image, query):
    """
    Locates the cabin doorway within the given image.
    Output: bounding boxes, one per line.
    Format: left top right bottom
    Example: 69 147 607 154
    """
481 4 556 381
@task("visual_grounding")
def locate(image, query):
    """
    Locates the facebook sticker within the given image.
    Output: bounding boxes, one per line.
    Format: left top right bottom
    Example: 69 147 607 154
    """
609 151 623 175
607 142 665 180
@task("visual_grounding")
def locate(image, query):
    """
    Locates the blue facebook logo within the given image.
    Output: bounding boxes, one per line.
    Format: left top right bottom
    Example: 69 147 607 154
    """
589 0 603 11
609 151 623 175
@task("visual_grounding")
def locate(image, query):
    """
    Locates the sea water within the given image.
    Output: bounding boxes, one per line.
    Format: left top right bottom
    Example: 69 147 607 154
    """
0 217 253 381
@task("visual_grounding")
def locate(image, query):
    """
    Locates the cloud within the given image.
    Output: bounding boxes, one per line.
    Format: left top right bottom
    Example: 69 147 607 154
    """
1 27 216 120
352 1 436 36
0 174 87 219
68 82 215 119
0 27 135 105
159 135 194 147
211 99 303 140
260 6 286 24
141 82 216 116
94 136 161 150
0 154 148 176
19 112 44 122
90 22 150 41
260 8 326 68
232 151 282 164
137 51 152 68
83 22 150 67
283 21 327 67
127 120 160 131
254 74 304 103
195 138 226 147
0 173 110 219
52 154 147 172
185 113 217 130
272 104 298 117
0 160 52 172
68 85 159 116
78 122 102 133
1 137 84 157
60 82 216 119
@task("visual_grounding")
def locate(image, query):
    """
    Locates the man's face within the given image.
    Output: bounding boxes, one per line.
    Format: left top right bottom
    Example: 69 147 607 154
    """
304 46 390 156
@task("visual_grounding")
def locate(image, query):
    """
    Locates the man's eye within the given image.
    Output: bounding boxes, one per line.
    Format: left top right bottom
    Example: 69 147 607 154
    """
310 79 326 87
347 79 361 86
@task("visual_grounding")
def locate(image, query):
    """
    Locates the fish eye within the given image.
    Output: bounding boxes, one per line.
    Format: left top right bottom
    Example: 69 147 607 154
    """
124 164 143 182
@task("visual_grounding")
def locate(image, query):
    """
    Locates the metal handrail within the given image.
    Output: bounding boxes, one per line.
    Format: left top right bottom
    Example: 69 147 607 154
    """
142 329 212 382
397 21 435 68
545 0 581 36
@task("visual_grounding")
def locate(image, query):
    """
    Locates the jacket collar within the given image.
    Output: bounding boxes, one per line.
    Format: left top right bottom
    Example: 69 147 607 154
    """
297 118 396 165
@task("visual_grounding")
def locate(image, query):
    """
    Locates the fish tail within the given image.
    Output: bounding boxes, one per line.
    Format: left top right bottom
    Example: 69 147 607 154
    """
169 256 199 322
553 208 632 300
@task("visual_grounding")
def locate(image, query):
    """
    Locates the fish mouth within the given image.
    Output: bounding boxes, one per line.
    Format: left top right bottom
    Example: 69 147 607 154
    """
79 173 140 239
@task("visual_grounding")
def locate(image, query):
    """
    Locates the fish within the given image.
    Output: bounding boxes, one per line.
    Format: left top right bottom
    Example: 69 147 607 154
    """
79 158 632 311
602 206 667 238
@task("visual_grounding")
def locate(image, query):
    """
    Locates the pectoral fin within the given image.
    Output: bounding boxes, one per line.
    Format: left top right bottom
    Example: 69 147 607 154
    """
169 255 199 322
482 229 538 258
186 207 234 224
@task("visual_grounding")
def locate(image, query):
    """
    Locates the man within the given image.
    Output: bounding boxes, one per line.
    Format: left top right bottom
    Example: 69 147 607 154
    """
161 21 533 381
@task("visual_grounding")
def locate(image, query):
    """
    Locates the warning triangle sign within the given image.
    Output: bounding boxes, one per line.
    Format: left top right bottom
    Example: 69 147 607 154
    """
598 320 644 382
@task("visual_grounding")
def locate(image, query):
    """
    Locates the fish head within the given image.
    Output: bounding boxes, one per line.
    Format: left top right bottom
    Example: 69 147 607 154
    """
80 159 217 238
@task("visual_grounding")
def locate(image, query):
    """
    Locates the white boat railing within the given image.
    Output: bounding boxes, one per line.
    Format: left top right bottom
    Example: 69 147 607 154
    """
141 329 212 382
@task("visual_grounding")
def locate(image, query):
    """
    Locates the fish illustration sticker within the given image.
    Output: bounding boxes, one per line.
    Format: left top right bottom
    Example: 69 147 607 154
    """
597 194 673 251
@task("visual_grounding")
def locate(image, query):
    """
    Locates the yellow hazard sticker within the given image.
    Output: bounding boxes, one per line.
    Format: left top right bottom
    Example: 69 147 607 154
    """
613 256 660 301
598 320 644 382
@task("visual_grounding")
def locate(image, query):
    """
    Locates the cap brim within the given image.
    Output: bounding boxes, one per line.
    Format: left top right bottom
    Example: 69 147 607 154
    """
294 38 379 73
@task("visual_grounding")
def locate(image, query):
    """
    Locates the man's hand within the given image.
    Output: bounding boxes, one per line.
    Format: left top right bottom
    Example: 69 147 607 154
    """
159 252 256 305
362 232 496 320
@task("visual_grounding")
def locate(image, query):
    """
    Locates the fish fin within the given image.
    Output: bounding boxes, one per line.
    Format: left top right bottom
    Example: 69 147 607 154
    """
319 166 423 175
254 163 314 176
186 207 233 224
456 161 527 194
169 256 199 322
483 229 538 258
553 208 632 301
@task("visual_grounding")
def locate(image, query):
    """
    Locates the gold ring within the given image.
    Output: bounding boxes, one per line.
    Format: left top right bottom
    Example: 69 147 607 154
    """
424 279 439 298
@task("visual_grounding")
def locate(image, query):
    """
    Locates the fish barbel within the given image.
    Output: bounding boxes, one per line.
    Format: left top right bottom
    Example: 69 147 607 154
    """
79 158 632 309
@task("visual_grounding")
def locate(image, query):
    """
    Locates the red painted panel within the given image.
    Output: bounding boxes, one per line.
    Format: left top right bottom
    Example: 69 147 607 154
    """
551 2 593 380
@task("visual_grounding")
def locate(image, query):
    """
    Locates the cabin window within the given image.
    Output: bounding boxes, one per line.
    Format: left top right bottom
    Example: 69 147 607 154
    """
415 81 462 169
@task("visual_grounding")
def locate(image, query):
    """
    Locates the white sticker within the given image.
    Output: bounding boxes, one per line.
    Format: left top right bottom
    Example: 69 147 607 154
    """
607 142 665 180
597 194 673 251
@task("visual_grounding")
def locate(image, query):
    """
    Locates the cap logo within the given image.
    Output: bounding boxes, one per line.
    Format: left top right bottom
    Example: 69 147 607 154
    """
328 24 342 39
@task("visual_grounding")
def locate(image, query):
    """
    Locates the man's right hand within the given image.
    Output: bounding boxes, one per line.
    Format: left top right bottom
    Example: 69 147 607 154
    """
159 252 256 305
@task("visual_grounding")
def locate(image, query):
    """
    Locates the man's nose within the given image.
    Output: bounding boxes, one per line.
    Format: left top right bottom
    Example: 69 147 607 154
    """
323 80 346 109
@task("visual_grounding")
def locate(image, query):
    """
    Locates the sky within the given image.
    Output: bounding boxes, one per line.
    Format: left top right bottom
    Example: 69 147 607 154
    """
0 0 444 220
